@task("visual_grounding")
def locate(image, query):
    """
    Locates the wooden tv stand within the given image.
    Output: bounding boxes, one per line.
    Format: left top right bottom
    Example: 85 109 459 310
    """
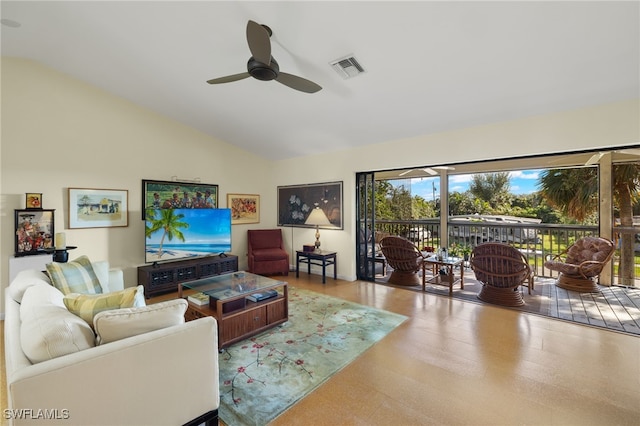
137 254 238 298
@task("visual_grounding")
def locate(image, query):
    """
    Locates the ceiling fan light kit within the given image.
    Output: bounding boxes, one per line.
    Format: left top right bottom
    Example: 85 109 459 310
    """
207 20 322 94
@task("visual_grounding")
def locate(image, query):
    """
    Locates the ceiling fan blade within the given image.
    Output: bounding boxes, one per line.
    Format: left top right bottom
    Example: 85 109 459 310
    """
275 72 322 93
617 148 640 156
207 72 251 84
246 20 271 65
399 169 414 177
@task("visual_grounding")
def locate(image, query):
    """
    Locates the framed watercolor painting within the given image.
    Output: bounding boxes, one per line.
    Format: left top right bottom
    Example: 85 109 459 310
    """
141 179 218 219
277 181 343 229
227 193 260 224
68 188 128 229
15 209 55 256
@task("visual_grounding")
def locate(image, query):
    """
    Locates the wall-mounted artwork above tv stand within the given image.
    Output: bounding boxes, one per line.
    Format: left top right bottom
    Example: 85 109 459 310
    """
137 254 238 298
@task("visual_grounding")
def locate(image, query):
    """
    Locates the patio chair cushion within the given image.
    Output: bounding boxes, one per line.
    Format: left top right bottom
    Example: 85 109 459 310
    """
544 237 614 279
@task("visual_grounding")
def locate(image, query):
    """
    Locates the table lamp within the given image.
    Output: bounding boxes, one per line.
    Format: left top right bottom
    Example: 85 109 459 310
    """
305 207 331 251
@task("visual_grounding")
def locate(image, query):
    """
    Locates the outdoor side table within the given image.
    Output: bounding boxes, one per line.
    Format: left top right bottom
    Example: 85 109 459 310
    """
422 256 464 296
296 250 337 284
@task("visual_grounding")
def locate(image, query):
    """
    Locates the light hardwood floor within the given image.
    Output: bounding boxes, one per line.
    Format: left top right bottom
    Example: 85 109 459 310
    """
3 274 639 425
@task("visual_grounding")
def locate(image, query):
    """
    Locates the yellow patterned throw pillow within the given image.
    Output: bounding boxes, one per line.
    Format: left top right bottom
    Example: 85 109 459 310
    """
46 255 103 295
63 286 144 325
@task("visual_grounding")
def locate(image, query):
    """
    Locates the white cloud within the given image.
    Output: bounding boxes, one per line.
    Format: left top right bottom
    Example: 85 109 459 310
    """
510 170 540 180
449 174 474 184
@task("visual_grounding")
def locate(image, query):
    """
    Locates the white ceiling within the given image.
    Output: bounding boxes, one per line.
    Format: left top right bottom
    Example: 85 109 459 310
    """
2 1 638 161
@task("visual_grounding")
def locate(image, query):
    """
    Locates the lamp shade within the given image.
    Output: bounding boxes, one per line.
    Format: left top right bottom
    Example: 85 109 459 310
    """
305 207 331 226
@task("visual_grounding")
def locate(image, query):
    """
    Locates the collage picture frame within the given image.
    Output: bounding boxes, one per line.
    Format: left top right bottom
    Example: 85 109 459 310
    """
15 209 55 256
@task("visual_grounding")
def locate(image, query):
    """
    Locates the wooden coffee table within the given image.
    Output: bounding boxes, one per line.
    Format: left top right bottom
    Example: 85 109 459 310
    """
178 271 288 349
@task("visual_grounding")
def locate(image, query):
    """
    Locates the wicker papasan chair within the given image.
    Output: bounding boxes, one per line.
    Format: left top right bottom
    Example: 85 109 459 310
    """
379 236 425 286
544 236 615 293
470 243 533 307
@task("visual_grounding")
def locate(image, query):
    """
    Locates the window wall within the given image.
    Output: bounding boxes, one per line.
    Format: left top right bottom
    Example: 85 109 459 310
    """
357 148 640 287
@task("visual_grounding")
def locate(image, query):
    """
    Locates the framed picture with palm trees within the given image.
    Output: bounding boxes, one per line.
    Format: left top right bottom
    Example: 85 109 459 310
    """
141 179 218 220
68 188 128 229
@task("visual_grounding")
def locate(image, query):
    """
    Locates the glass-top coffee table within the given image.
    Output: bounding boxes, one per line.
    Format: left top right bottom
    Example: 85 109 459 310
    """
178 271 288 349
422 256 464 296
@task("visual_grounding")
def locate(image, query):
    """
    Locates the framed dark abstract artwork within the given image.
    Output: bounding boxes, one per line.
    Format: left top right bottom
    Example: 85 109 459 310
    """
277 181 343 229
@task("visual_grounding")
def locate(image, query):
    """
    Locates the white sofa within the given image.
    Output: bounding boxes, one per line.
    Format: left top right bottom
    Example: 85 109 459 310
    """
4 261 219 426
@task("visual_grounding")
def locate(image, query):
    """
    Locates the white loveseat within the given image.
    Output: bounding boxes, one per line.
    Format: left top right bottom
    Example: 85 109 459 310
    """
4 261 219 426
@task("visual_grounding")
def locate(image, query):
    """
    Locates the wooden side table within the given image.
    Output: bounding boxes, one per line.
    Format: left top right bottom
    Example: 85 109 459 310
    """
296 250 337 284
422 256 464 295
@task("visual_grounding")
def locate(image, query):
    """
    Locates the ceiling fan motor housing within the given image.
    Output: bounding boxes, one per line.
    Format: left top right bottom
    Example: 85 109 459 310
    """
248 56 279 81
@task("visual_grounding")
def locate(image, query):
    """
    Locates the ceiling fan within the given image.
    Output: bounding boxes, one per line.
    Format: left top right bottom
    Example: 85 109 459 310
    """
398 166 455 177
207 20 322 94
585 148 640 166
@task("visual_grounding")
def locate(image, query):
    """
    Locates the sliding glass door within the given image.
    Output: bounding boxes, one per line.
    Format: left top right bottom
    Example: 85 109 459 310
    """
356 172 376 281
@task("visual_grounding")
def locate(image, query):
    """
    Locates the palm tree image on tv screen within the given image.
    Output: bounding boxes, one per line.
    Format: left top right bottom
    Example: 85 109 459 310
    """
145 208 232 263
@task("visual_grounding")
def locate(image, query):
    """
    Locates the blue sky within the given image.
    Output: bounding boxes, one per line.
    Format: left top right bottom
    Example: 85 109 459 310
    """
396 169 542 201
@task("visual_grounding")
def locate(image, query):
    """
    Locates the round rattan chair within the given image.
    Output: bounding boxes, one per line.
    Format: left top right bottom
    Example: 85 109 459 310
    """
544 236 615 292
379 236 425 286
470 243 533 307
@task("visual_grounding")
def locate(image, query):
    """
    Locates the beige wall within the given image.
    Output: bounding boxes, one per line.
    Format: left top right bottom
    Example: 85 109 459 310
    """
2 57 639 314
271 99 640 277
0 58 274 311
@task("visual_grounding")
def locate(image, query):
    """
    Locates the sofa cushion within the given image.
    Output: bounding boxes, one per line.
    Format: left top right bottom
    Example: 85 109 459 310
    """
20 283 95 364
46 255 103 295
93 299 188 345
63 285 145 326
91 260 111 293
8 269 51 303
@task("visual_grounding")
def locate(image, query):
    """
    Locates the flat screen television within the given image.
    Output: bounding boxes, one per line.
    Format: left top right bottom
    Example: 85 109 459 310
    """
145 208 232 264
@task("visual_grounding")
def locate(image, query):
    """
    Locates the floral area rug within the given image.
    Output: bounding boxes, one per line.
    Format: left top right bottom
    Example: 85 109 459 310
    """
218 287 408 426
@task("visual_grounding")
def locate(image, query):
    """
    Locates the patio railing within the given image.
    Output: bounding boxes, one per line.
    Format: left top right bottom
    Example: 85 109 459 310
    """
374 219 639 286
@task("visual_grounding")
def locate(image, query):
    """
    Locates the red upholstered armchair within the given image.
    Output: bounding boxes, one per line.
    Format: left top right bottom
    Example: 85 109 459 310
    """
247 229 289 276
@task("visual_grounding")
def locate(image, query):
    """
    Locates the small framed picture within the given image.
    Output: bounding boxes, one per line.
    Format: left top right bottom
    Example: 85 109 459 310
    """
15 209 55 256
25 193 43 209
68 188 128 229
227 193 260 224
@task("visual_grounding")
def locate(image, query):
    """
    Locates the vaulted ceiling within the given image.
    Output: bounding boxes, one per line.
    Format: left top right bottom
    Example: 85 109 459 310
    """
2 1 638 160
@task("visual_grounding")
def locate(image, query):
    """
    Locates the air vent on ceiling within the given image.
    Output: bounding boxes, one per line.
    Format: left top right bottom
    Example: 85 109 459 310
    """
330 55 365 79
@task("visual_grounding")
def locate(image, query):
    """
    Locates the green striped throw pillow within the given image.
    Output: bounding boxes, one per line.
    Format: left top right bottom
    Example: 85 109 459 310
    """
63 286 143 326
46 255 103 295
